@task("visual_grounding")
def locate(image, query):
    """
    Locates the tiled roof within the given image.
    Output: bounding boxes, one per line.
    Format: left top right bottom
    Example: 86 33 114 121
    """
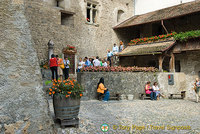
114 0 200 29
118 40 175 56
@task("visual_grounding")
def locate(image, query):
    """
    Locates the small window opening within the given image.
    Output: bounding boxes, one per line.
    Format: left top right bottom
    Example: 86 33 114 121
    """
56 1 59 7
117 10 124 23
87 8 91 22
87 3 91 7
92 9 97 23
92 5 96 8
61 12 74 27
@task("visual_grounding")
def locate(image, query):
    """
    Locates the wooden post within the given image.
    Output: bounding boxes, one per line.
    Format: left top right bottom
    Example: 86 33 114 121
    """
169 53 175 72
158 55 163 72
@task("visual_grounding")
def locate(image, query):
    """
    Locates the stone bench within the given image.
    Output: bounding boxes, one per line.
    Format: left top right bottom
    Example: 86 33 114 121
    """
139 93 151 100
169 91 186 99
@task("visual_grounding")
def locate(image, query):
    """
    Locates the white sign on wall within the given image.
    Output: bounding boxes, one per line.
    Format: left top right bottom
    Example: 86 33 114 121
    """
135 0 196 15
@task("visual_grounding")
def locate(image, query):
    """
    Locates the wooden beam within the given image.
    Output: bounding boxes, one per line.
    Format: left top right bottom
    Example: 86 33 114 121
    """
158 55 163 72
169 53 175 72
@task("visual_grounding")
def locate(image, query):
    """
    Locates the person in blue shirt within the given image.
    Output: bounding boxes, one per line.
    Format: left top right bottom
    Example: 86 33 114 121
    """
107 49 113 67
84 57 91 67
89 58 93 67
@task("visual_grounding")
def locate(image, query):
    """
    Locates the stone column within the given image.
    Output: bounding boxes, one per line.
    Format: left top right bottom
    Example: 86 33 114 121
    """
48 40 54 60
90 8 93 23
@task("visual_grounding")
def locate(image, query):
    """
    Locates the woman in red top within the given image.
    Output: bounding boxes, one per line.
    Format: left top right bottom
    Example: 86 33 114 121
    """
49 54 58 81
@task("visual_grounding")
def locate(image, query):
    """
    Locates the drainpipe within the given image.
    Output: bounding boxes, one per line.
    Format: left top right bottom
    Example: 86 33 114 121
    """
134 0 136 15
161 20 168 34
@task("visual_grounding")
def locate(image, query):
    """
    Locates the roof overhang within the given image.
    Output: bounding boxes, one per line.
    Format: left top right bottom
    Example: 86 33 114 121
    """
118 40 175 56
114 1 200 29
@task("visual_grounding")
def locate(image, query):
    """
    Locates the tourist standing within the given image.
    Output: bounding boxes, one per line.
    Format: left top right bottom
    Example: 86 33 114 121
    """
93 56 100 67
103 59 108 67
84 57 90 67
63 57 70 80
112 43 119 55
119 41 124 52
193 78 200 103
89 58 94 67
49 54 58 81
107 49 113 67
56 55 63 81
99 59 103 66
112 44 119 65
77 58 85 72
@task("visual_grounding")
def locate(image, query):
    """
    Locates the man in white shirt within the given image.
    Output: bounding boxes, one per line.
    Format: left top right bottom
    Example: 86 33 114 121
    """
107 49 113 67
103 60 108 67
77 58 85 72
112 43 119 55
63 57 70 79
93 56 100 67
112 44 119 65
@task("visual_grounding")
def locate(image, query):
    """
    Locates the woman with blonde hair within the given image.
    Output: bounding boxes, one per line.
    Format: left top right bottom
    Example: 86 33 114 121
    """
193 78 200 103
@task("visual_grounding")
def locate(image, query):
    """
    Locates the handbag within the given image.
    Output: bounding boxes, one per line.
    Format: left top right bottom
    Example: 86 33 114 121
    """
60 64 65 69
194 86 197 90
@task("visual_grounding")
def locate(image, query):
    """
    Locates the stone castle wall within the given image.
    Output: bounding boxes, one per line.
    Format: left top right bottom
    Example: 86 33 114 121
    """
24 0 134 63
77 72 197 100
0 0 54 133
175 51 200 100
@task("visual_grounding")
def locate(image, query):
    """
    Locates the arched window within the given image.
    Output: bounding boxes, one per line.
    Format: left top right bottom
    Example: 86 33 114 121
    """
117 10 124 23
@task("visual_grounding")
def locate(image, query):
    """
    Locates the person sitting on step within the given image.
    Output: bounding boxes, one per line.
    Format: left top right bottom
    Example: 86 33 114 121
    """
145 81 156 100
97 77 110 102
152 82 165 100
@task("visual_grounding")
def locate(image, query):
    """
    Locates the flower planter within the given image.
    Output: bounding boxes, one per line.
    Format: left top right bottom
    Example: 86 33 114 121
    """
53 95 80 127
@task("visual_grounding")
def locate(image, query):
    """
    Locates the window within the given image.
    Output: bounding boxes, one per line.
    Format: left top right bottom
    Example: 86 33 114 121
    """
86 2 98 24
54 0 70 9
61 11 74 27
117 10 124 23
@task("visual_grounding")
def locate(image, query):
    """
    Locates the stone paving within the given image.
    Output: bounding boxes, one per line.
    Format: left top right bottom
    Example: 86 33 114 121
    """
48 99 200 134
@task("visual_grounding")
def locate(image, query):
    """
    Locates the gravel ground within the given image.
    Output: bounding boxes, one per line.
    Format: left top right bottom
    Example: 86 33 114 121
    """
48 99 200 134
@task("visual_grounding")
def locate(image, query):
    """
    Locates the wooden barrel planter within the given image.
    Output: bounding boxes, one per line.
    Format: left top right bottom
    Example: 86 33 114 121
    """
53 95 80 127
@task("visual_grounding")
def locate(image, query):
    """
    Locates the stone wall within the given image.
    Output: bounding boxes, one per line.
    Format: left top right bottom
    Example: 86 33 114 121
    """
0 0 54 133
24 0 134 63
175 51 200 100
77 72 197 100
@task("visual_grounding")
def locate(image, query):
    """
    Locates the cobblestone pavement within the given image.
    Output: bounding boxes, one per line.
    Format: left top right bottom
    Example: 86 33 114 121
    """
48 99 200 134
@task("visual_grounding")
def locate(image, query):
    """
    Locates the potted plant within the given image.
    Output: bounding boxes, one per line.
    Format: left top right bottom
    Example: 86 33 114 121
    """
62 45 77 54
48 79 84 127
